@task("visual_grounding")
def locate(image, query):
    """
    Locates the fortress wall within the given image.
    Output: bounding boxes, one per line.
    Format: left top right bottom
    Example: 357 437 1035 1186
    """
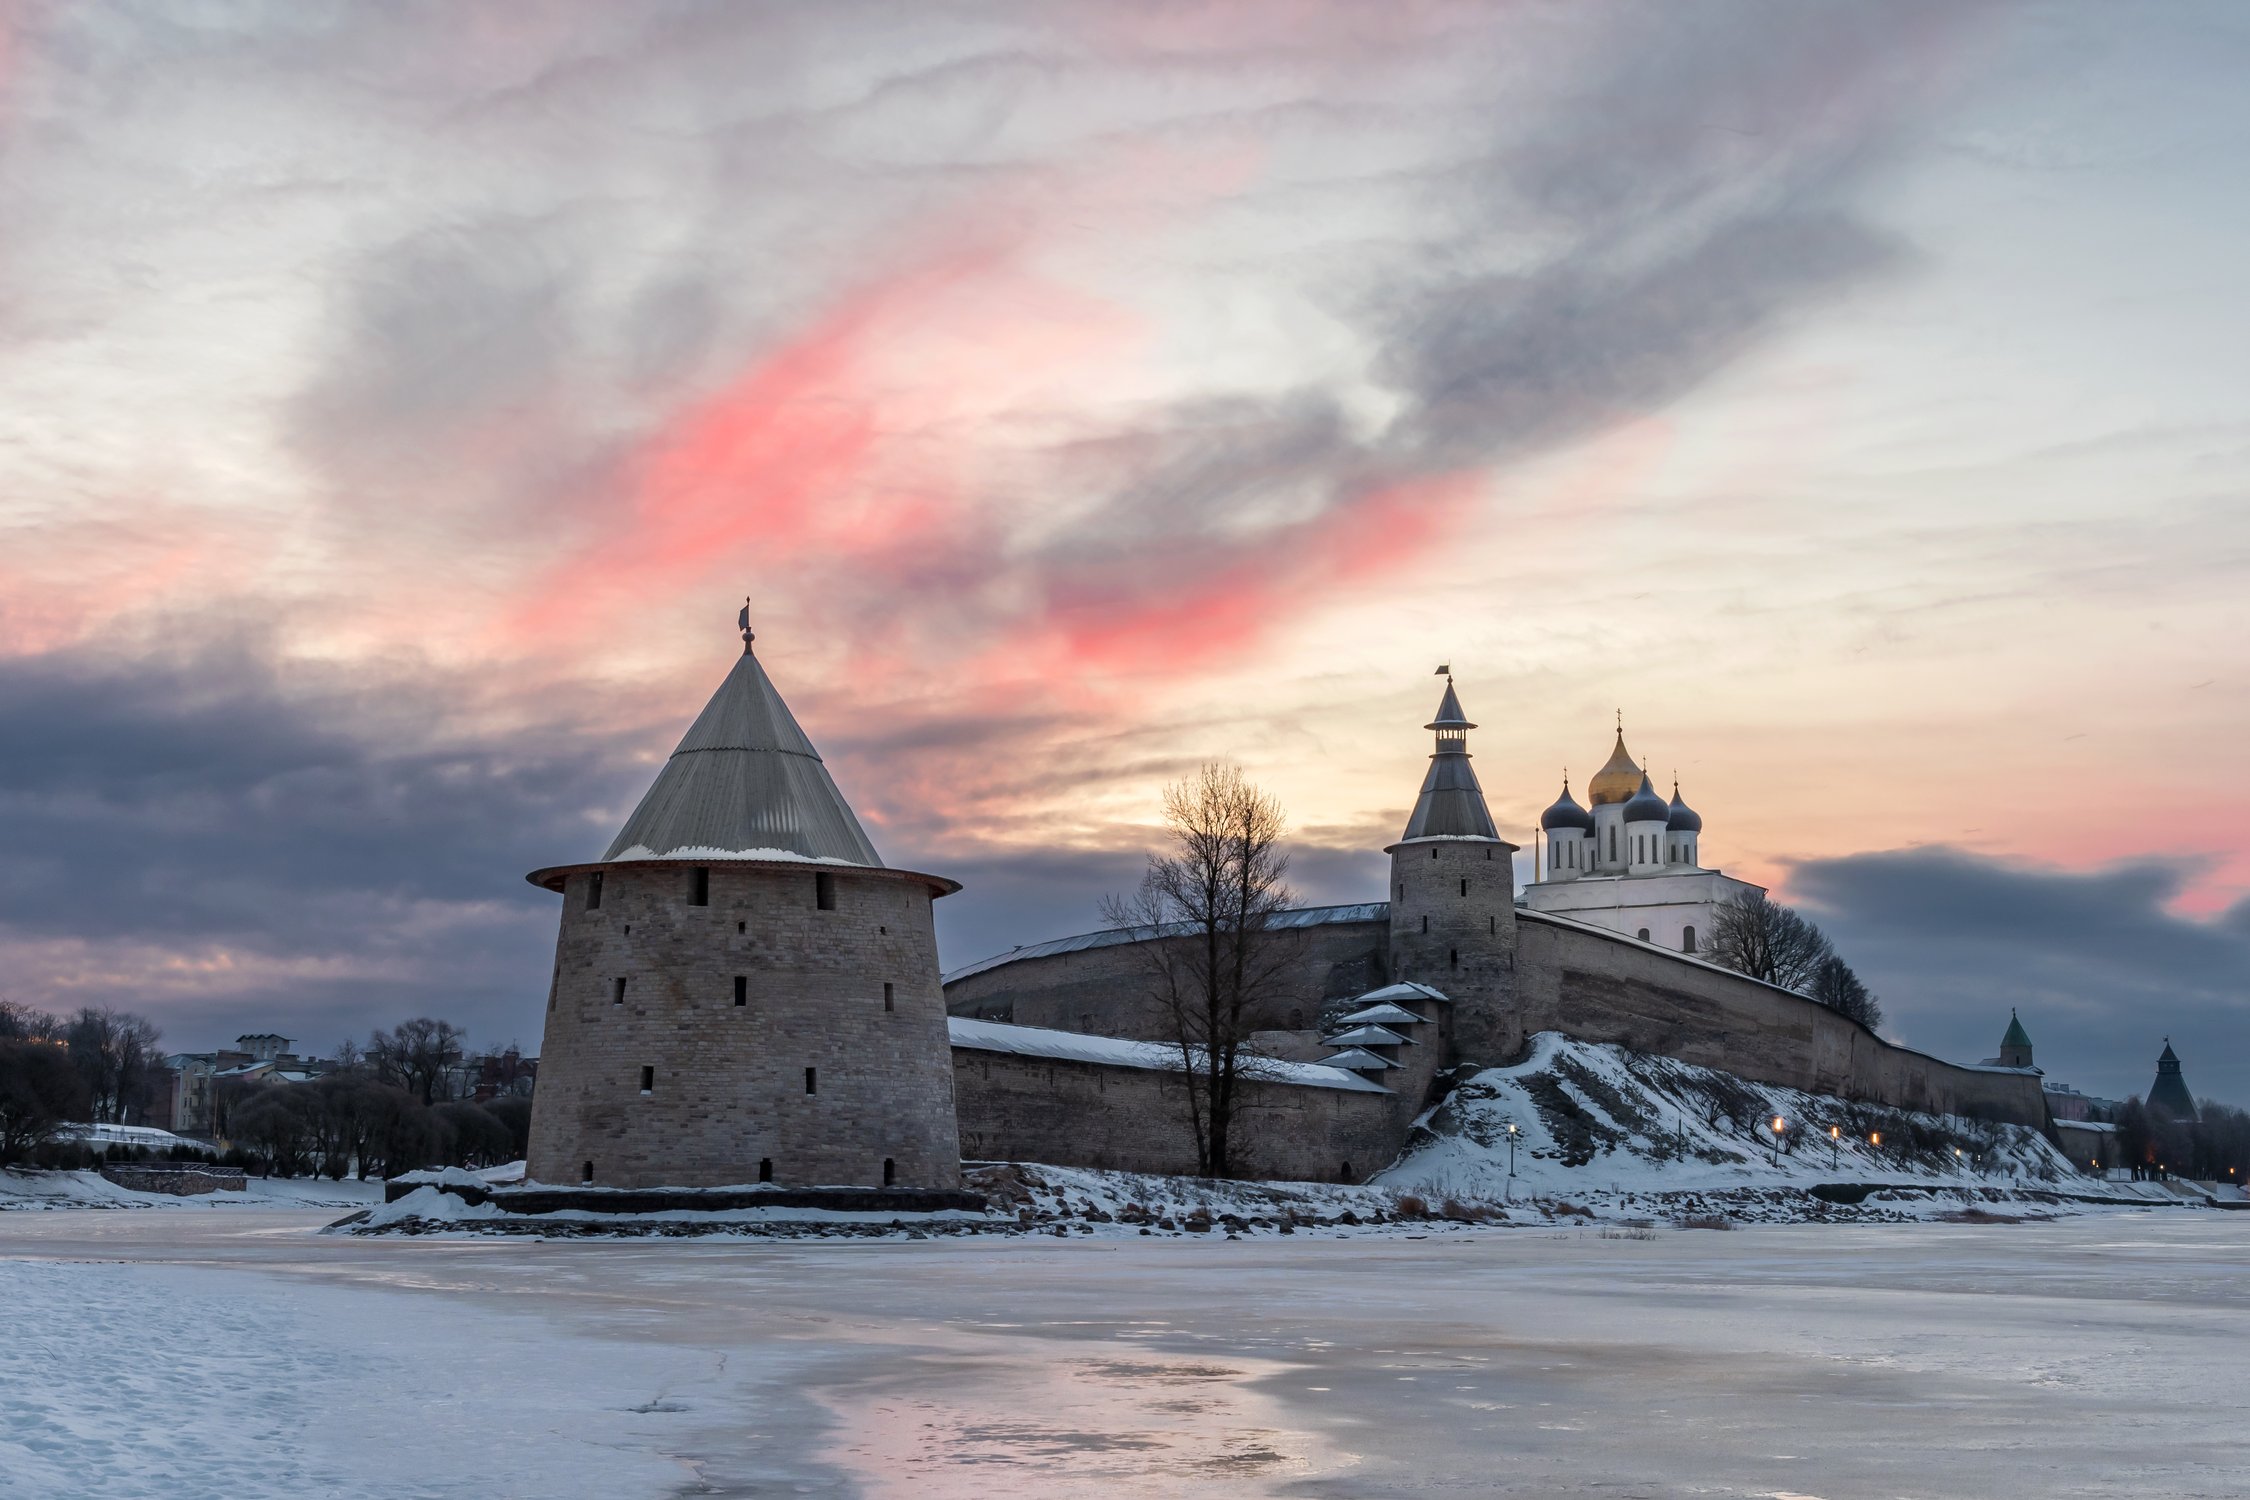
1517 914 2047 1126
943 918 1389 1039
952 1049 1400 1183
526 862 963 1190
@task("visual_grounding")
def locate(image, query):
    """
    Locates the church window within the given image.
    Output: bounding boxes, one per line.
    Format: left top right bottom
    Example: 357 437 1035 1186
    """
758 1158 773 1183
815 872 837 910
1609 828 1617 862
805 1067 817 1095
639 1065 654 1095
1637 928 1650 942
585 872 603 911
734 976 747 1007
1682 926 1697 954
690 866 710 906
884 982 895 1012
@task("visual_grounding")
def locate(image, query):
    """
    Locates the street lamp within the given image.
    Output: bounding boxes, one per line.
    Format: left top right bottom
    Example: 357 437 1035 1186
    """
1828 1124 1840 1170
1769 1115 1785 1168
1505 1122 1519 1200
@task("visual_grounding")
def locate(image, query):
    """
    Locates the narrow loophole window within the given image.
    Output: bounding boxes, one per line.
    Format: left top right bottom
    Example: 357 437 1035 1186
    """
690 866 710 906
815 872 836 910
1459 878 1467 897
1420 915 1428 933
733 975 747 1007
639 1065 654 1095
585 872 603 911
758 1158 773 1183
883 982 894 1012
1449 948 1458 969
883 1158 897 1187
612 977 627 1005
737 920 746 934
804 1067 817 1095
581 1161 594 1184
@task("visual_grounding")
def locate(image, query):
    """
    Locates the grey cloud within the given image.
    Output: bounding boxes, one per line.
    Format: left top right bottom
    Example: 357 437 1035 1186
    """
1790 848 2250 1107
0 634 650 1048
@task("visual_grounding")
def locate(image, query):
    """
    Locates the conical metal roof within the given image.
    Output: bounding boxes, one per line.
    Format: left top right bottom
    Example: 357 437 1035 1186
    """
1427 680 1474 730
1401 681 1504 842
2149 1039 2196 1120
2001 1011 2032 1051
600 645 882 867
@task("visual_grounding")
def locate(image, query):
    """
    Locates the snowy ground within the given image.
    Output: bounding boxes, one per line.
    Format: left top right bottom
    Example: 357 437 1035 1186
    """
0 1167 383 1211
4 1206 2247 1498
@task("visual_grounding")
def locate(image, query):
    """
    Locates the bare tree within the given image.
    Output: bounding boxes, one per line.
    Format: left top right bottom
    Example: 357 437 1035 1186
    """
368 1018 467 1105
1099 764 1296 1178
1707 891 1833 993
1807 953 1884 1031
63 1007 167 1124
0 1039 90 1163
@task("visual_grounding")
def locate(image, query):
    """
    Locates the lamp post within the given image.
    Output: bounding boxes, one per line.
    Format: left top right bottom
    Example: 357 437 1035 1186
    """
1828 1125 1840 1171
1505 1122 1519 1201
1769 1115 1785 1169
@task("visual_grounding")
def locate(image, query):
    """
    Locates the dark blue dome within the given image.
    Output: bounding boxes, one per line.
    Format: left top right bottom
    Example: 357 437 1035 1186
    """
1622 772 1670 824
1666 785 1702 833
1540 780 1593 832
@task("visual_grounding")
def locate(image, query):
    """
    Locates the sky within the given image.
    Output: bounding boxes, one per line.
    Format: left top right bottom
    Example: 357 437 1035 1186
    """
0 2 2245 1105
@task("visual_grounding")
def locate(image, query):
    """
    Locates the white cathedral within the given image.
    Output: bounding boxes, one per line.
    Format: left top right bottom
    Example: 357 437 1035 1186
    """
1523 726 1762 957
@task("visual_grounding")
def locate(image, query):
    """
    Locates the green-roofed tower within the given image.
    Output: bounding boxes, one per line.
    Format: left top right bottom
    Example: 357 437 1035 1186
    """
1997 1010 2034 1069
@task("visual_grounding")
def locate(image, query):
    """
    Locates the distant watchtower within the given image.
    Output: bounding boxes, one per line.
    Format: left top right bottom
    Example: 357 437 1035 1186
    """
1385 674 1520 1067
2147 1039 2198 1122
523 608 964 1191
1996 1010 2034 1069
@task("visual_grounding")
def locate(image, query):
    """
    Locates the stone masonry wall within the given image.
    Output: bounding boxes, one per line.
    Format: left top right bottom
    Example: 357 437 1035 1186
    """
1514 913 2048 1126
943 919 1388 1039
952 1048 1400 1183
526 861 963 1190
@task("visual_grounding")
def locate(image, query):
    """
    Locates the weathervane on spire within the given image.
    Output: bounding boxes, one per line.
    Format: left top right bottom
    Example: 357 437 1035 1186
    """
738 595 755 654
1436 662 1451 680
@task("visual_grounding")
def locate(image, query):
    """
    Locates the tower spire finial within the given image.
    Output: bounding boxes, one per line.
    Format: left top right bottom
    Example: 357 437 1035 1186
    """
738 595 755 654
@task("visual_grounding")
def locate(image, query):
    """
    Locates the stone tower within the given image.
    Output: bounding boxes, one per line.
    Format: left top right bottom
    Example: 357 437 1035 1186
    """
2147 1039 2198 1122
524 612 964 1190
1385 675 1520 1067
1996 1010 2034 1069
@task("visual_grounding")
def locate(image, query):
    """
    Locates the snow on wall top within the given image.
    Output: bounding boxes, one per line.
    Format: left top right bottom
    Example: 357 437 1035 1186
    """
947 1018 1389 1094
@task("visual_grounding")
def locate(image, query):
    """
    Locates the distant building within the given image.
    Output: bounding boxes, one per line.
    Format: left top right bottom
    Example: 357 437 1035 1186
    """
1521 727 1762 955
159 1037 339 1137
2147 1039 2198 1121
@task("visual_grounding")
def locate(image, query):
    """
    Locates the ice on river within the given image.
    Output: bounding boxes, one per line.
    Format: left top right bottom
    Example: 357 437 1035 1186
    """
2 1206 2243 1498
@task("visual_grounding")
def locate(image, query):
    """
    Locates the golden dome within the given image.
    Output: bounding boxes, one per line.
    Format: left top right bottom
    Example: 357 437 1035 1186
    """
1586 730 1642 806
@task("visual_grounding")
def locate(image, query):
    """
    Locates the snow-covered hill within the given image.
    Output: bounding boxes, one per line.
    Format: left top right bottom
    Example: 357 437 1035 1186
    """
1381 1031 2087 1202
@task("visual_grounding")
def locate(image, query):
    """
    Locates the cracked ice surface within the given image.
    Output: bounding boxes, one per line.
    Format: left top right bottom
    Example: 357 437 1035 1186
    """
3 1208 2246 1498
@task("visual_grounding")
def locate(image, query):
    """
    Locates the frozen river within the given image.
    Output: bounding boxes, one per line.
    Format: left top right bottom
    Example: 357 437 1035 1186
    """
3 1208 2243 1498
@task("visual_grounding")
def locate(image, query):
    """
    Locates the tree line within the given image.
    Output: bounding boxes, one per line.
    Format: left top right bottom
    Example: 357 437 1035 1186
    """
0 1000 533 1176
